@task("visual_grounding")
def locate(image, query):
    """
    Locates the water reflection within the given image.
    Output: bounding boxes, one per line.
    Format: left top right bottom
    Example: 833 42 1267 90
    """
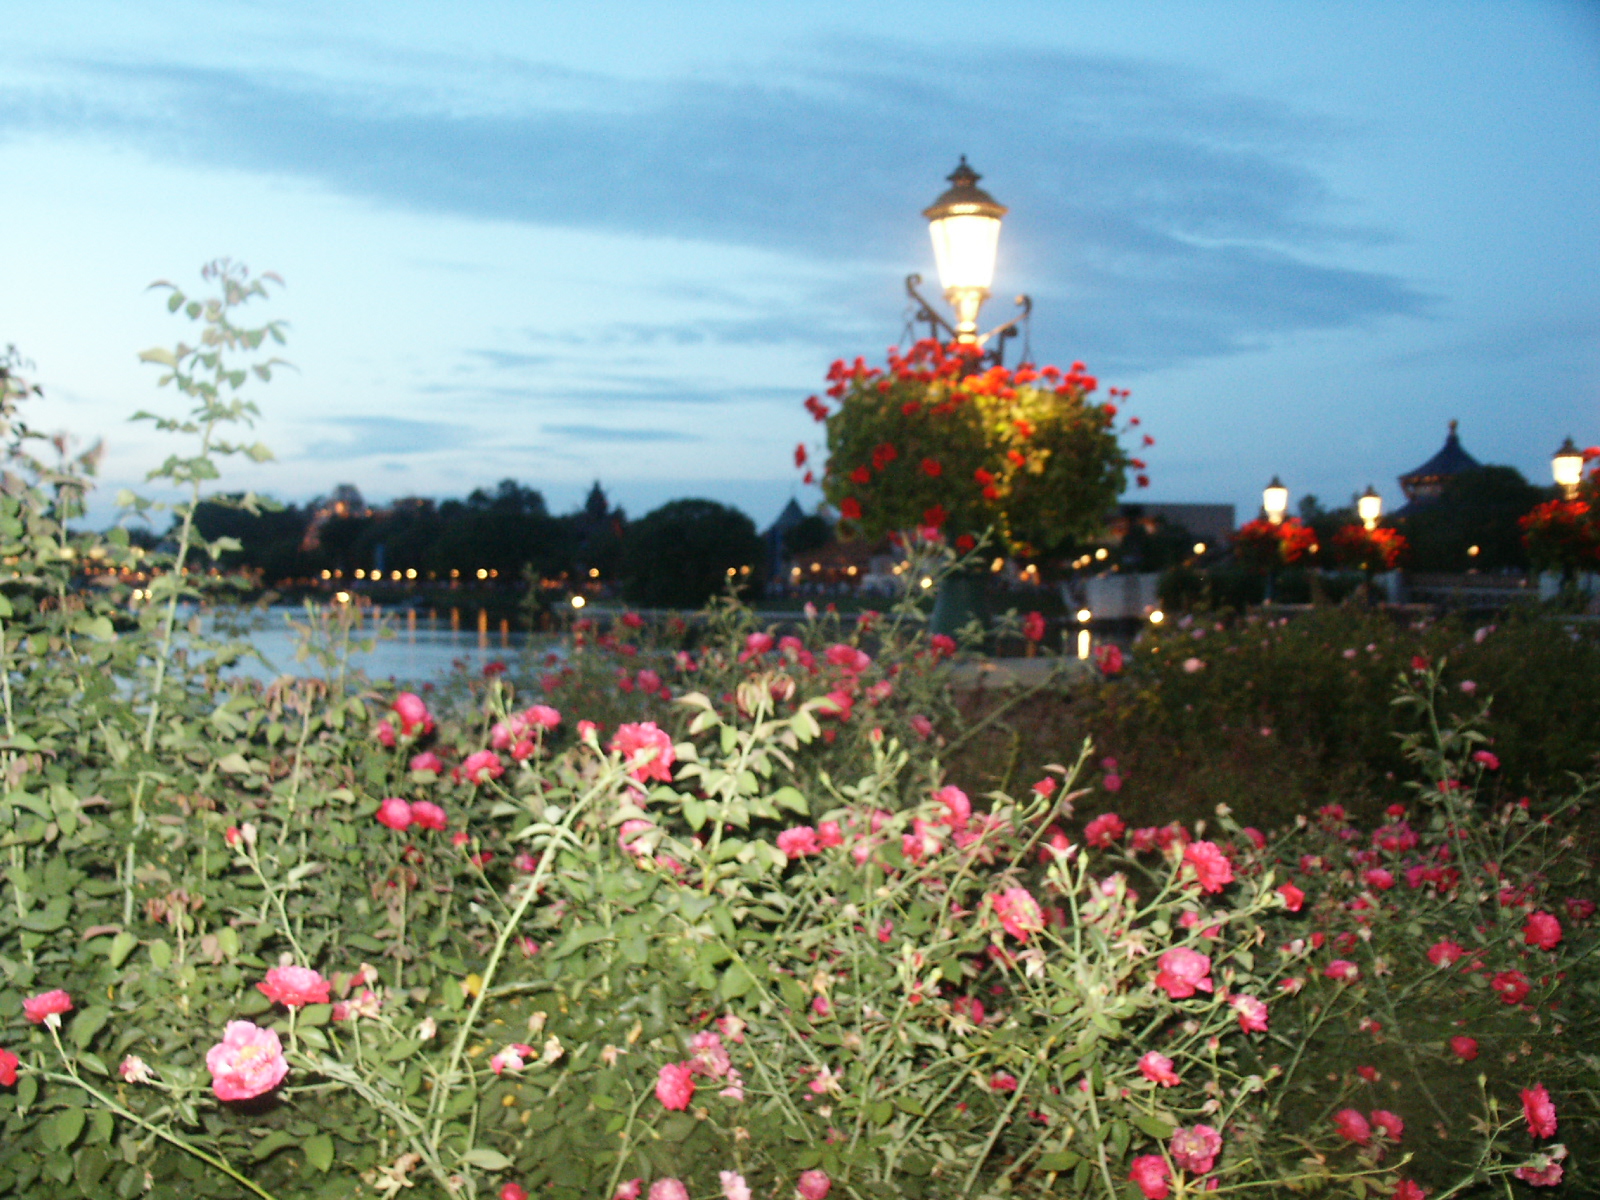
215 605 547 686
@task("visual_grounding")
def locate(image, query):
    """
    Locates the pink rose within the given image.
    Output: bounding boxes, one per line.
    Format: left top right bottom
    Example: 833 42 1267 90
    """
1393 1182 1427 1200
610 722 676 783
1170 1123 1221 1174
1363 867 1395 891
409 750 444 773
1450 1035 1479 1061
1231 994 1269 1033
1427 939 1464 967
1324 960 1360 982
991 887 1044 941
817 821 844 847
933 785 971 830
1472 749 1499 770
376 797 412 831
523 704 561 730
1522 1083 1557 1138
1277 882 1305 912
740 632 774 661
656 1062 696 1111
795 1170 831 1200
720 1171 751 1200
648 1181 689 1200
257 965 331 1008
776 826 821 858
1138 1051 1181 1087
22 989 73 1025
1102 772 1123 793
460 750 504 784
1491 969 1531 1004
1524 911 1562 951
1513 1160 1563 1187
0 1048 19 1087
618 819 657 857
1129 1154 1170 1199
1154 948 1213 999
393 691 433 735
1182 656 1204 673
411 801 448 832
909 714 934 740
614 1182 643 1200
374 719 397 748
501 1185 529 1200
1371 1109 1404 1141
205 1020 289 1101
1332 1108 1370 1144
1023 611 1046 642
1085 813 1126 848
1182 841 1234 894
825 644 871 674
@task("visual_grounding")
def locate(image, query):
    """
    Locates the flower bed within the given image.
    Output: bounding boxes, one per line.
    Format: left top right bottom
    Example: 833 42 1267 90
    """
0 269 1593 1199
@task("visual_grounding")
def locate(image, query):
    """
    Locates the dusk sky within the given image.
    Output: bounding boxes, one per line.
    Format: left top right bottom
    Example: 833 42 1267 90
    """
4 2 1597 534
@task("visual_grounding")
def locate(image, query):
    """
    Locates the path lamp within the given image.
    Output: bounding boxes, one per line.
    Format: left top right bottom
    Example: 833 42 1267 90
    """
1552 437 1584 499
1262 476 1289 526
906 157 1031 366
1357 485 1382 531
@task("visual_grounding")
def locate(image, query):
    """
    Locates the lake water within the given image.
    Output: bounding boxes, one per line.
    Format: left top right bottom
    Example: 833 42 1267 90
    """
213 606 549 686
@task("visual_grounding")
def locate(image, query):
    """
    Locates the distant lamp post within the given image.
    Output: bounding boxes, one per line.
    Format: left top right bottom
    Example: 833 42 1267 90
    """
1262 476 1289 526
1357 485 1383 531
907 157 1031 365
1552 436 1584 499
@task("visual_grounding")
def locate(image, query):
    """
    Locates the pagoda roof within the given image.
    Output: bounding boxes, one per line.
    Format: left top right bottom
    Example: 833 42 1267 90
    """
1400 420 1480 484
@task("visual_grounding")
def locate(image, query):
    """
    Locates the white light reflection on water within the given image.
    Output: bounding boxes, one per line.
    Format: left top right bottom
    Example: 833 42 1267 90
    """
208 605 552 687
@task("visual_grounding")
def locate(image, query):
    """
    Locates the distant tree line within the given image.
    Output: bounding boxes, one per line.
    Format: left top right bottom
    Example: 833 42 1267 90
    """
175 480 767 609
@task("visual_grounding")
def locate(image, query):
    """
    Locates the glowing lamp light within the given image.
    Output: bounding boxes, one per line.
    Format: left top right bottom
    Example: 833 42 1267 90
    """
1357 485 1382 531
1076 629 1091 660
1553 436 1584 498
570 595 586 609
1192 542 1206 555
920 576 934 590
1149 609 1165 625
1262 476 1289 526
924 157 1007 342
1076 608 1092 623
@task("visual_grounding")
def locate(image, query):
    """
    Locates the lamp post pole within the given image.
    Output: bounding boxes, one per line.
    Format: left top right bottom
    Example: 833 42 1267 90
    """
906 158 1031 368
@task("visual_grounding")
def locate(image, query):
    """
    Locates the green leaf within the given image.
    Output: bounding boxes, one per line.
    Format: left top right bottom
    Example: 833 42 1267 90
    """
1036 1150 1080 1171
1131 1114 1174 1140
54 1107 86 1150
109 930 140 970
303 1134 333 1172
147 939 172 971
769 786 809 815
70 1005 112 1050
252 1131 299 1161
216 752 253 775
461 1148 513 1171
720 962 755 1001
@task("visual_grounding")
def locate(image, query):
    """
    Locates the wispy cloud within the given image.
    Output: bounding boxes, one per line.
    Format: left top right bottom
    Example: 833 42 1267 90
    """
2 39 1429 373
298 416 473 460
541 424 702 442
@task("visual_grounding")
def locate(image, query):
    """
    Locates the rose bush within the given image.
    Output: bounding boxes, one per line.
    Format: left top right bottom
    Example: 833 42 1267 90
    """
0 267 1591 1199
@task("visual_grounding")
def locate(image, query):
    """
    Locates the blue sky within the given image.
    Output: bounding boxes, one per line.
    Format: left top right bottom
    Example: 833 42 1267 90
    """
3 1 1596 532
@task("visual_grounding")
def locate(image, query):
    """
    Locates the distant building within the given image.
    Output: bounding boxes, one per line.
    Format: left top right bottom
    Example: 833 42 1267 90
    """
1115 502 1236 543
762 498 806 581
299 484 371 552
1398 420 1481 512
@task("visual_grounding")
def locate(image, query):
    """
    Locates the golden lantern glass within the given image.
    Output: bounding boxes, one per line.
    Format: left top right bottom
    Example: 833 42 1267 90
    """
924 157 1007 342
1357 485 1382 531
1552 437 1584 497
1262 476 1289 525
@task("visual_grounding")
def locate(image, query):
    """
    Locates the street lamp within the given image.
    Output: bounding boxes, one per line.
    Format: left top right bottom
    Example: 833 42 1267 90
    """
1262 476 1289 526
1357 485 1382 531
1552 436 1584 499
906 157 1031 365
